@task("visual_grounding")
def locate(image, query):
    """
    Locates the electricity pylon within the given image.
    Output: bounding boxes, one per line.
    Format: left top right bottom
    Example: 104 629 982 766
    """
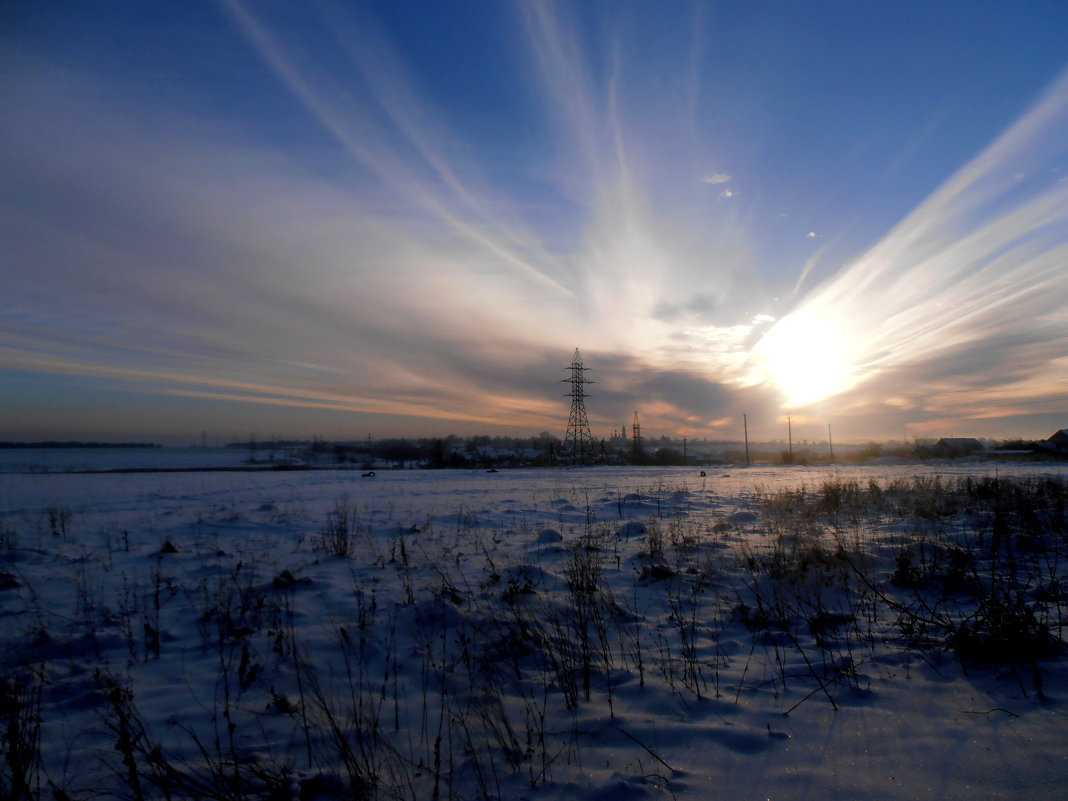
561 348 596 464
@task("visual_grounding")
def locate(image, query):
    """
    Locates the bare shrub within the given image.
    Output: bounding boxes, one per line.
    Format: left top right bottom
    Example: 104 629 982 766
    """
1 667 44 801
320 500 359 557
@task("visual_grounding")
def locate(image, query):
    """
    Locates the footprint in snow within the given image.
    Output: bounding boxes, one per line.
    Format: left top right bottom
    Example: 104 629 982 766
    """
767 724 790 740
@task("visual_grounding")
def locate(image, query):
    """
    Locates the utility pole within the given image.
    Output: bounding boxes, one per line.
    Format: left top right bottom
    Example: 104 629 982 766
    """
561 348 596 464
743 414 750 467
788 416 793 458
828 424 834 460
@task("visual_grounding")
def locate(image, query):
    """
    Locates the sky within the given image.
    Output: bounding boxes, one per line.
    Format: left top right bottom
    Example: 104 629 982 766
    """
2 1 1067 446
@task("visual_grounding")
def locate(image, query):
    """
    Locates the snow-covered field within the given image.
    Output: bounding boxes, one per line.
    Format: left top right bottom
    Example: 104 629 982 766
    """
2 461 1067 800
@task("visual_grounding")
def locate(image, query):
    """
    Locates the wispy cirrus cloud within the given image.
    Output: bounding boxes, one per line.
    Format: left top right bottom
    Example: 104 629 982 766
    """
701 173 732 184
745 67 1068 431
0 55 582 433
2 2 1066 443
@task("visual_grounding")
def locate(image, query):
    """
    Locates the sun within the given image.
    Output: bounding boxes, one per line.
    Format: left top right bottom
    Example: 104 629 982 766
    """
750 310 858 407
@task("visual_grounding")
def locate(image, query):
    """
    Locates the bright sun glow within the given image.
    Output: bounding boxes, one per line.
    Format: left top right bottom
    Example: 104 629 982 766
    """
750 311 858 407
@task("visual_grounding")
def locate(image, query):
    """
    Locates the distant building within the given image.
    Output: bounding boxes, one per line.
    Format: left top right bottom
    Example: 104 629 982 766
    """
934 437 983 457
1041 429 1068 454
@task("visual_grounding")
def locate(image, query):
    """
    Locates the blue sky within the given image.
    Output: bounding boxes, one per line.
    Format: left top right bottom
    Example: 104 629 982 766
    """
2 1 1067 444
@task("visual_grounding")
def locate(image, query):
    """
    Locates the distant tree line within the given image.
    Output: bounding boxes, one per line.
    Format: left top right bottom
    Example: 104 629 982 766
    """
0 441 161 449
220 433 1060 470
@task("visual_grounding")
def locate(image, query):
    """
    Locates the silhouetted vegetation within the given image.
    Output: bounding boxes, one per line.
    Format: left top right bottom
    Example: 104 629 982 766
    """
208 432 1064 471
0 441 160 449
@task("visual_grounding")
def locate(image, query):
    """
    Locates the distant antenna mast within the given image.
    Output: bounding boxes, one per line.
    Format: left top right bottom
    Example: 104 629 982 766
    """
561 348 596 464
631 410 643 464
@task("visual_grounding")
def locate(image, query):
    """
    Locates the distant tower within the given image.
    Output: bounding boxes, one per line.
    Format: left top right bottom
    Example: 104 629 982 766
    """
631 410 643 464
561 348 596 464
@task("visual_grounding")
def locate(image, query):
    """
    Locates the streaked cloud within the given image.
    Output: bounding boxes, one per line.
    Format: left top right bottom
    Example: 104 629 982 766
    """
702 173 732 184
745 67 1068 431
1 2 1065 443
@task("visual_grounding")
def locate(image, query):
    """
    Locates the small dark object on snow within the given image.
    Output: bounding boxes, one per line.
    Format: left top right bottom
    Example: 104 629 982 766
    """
273 569 300 589
642 563 676 580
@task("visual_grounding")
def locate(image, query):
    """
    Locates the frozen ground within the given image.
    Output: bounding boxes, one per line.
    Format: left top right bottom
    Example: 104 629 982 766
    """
2 461 1066 800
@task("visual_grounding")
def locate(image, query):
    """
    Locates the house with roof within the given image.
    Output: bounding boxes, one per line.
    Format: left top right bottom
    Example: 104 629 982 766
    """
1041 429 1068 453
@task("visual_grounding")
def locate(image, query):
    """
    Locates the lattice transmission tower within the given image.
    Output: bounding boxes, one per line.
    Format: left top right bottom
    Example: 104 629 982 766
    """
561 348 596 464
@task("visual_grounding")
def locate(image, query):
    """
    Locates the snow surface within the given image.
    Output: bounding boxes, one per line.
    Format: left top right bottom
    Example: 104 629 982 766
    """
2 461 1067 799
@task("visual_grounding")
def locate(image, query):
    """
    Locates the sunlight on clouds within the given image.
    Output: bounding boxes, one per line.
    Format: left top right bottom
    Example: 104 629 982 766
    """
748 308 859 406
157 3 766 431
4 3 1067 440
742 67 1068 420
673 325 754 378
